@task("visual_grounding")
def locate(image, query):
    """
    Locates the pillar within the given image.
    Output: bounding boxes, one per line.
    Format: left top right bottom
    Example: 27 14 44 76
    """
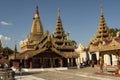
75 58 80 69
59 59 63 67
67 58 70 67
24 60 27 68
104 54 111 66
96 52 100 65
30 61 32 69
71 58 73 67
99 55 103 73
112 55 117 66
117 54 120 69
50 58 53 68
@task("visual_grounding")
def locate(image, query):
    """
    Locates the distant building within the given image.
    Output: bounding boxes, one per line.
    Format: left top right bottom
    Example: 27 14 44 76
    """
10 6 79 69
75 43 90 68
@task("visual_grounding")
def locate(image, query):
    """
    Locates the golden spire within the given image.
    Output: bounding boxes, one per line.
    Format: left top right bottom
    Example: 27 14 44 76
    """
36 6 39 15
58 8 60 18
34 6 40 19
53 8 65 40
56 8 62 26
30 6 44 41
100 4 104 16
14 43 17 59
90 6 111 45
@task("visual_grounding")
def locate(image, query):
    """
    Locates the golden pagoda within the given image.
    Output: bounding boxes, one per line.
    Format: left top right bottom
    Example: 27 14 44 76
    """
52 8 75 54
20 6 44 52
12 7 78 69
90 6 112 47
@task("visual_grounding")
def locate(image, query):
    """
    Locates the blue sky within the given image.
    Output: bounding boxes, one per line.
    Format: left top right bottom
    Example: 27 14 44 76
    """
0 0 120 51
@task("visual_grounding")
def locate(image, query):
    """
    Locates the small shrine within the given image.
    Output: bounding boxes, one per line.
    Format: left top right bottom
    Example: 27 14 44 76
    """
75 43 90 68
88 6 120 73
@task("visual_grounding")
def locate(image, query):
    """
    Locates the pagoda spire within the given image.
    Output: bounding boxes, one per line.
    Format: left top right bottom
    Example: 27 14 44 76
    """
36 6 39 15
30 6 44 41
58 8 60 19
53 8 66 45
100 5 104 16
56 8 62 27
90 6 112 45
14 43 17 59
33 6 40 19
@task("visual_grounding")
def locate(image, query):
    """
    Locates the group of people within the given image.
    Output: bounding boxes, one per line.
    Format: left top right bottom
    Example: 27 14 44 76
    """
0 63 8 69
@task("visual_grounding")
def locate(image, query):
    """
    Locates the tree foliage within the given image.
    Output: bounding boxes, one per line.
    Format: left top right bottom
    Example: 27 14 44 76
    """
70 40 77 48
1 47 14 58
110 28 120 37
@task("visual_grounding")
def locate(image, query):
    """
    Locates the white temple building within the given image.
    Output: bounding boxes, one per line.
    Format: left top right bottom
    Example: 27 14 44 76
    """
75 43 90 68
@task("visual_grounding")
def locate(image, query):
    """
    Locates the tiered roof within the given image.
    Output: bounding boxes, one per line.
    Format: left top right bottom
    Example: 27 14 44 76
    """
52 8 75 52
90 7 112 46
89 7 120 53
20 6 44 52
18 7 79 59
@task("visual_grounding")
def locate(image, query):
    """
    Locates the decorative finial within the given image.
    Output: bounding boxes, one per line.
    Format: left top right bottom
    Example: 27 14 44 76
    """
58 8 60 18
100 4 104 16
14 42 17 59
36 6 39 14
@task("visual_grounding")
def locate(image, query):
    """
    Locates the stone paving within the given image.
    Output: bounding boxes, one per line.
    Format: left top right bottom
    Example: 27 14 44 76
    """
15 67 120 80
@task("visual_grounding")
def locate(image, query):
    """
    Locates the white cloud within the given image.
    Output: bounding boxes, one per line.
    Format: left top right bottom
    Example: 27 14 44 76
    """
0 21 12 26
0 35 11 42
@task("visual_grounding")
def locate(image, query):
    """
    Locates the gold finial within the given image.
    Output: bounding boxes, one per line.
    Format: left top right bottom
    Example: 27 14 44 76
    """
100 4 104 16
36 6 39 14
58 8 60 18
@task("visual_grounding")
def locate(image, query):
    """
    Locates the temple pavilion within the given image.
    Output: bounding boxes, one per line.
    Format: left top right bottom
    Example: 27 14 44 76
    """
9 6 79 69
75 43 90 68
88 6 120 73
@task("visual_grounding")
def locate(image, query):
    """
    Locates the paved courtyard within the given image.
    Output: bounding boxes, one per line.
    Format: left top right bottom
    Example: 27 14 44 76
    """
15 67 120 80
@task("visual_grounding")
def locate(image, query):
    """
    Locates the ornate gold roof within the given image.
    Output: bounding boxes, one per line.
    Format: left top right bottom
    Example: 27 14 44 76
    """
88 6 120 53
20 6 44 52
89 34 120 52
19 7 78 58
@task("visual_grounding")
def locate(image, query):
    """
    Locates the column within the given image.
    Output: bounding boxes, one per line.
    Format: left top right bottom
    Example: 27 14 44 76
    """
59 59 63 67
112 55 117 66
99 55 103 73
24 60 27 68
67 58 70 67
115 53 120 74
104 54 111 66
50 58 53 68
117 54 120 69
30 61 32 69
71 58 73 67
75 58 80 69
96 52 100 65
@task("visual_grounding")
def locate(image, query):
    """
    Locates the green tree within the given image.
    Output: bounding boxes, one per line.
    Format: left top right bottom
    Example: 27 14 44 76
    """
70 40 77 48
2 47 13 59
110 28 120 37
